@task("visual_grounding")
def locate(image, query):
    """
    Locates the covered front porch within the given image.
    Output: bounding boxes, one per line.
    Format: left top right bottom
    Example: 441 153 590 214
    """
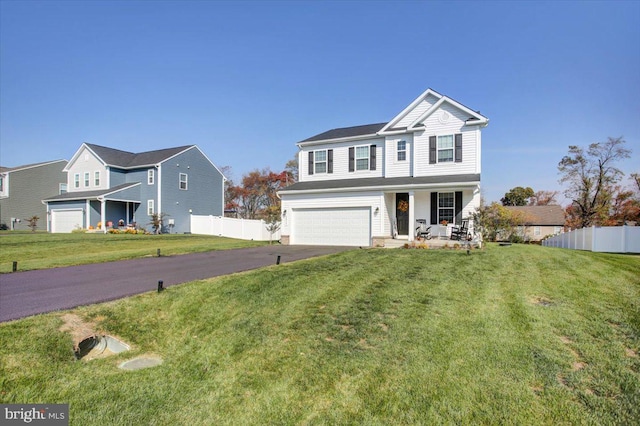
380 184 479 243
44 183 142 233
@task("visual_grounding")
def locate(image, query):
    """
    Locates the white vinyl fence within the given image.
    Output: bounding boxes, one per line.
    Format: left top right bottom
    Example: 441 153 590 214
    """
542 226 640 253
191 215 281 242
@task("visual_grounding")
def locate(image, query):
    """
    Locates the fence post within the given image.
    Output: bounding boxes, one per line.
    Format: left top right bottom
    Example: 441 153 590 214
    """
591 226 596 252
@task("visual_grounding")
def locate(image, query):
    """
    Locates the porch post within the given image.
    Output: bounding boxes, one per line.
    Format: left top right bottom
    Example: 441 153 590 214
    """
101 199 106 234
408 191 415 242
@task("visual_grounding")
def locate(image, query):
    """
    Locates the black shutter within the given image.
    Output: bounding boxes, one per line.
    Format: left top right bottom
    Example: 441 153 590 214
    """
455 191 463 224
328 149 333 174
308 151 314 175
455 134 462 163
349 147 355 172
429 136 437 164
431 192 438 225
370 145 376 170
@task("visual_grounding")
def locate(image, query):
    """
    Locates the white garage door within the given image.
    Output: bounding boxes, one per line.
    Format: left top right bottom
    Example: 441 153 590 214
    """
52 210 83 233
292 207 371 246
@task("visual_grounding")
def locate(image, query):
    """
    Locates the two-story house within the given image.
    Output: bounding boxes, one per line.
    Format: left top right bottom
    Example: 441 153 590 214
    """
278 88 489 246
0 160 67 230
43 143 225 233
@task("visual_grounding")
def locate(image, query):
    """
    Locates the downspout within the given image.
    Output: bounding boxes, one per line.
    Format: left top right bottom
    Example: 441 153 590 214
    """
99 196 106 234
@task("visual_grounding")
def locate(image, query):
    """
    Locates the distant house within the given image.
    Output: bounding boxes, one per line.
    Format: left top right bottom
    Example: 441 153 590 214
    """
43 143 224 233
505 205 565 241
0 160 67 230
278 88 488 246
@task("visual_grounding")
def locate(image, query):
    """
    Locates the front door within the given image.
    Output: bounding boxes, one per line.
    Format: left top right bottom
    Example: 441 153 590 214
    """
396 193 409 235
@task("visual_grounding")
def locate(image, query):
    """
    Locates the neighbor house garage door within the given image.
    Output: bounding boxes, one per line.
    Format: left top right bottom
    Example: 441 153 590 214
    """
51 209 83 233
292 207 370 246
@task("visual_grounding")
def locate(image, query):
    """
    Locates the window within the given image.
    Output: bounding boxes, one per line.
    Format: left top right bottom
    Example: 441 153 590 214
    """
437 135 454 162
0 176 3 192
84 172 90 187
314 150 327 174
438 192 454 224
534 226 541 237
74 173 80 188
148 169 155 185
179 173 188 190
554 226 563 235
59 183 67 194
147 200 154 216
94 171 100 186
355 146 369 170
397 140 406 161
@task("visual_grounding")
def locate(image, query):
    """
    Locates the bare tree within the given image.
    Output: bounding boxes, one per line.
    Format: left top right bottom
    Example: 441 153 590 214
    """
558 137 631 228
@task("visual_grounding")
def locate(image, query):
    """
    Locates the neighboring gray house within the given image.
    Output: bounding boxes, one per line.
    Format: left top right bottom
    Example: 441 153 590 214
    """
0 160 67 230
43 143 225 233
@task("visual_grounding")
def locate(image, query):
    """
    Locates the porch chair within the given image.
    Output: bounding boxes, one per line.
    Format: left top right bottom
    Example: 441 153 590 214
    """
450 219 470 241
415 219 432 240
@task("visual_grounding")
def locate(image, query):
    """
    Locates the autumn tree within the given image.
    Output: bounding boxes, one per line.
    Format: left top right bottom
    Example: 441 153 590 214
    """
501 186 534 206
528 190 559 206
232 168 288 220
284 154 298 184
473 201 531 242
558 137 631 228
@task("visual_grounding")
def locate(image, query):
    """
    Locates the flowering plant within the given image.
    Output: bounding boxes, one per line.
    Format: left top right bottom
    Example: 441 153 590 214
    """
397 200 409 213
441 220 448 226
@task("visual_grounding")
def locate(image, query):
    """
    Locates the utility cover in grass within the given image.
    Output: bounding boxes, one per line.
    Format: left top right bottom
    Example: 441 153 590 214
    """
119 356 163 371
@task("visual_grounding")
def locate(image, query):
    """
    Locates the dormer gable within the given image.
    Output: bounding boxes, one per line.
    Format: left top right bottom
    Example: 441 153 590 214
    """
379 88 488 134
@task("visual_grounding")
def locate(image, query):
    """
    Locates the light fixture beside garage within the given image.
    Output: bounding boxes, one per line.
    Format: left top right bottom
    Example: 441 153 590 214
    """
374 207 379 215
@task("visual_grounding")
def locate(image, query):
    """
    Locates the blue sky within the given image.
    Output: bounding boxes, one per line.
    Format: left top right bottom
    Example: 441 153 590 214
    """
1 0 638 204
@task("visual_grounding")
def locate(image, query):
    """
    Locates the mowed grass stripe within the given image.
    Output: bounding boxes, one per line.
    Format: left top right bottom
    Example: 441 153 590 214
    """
1 244 638 425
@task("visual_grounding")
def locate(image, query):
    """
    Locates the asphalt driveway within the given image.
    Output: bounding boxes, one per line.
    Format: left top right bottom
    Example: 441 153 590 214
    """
0 245 352 323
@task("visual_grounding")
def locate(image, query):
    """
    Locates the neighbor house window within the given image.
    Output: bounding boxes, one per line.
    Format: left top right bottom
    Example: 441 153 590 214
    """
148 169 154 185
179 173 188 190
438 192 454 224
355 146 369 170
147 200 154 216
74 173 80 188
59 183 67 194
554 226 563 235
84 172 90 187
0 176 4 193
397 140 406 161
314 150 327 174
94 171 100 186
437 135 454 162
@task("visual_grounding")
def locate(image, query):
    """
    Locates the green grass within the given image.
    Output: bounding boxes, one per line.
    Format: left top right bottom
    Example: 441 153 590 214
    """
1 244 639 424
0 232 268 273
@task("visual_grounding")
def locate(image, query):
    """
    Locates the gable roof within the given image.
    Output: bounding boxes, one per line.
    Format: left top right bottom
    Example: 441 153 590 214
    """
504 205 565 226
67 143 195 170
297 88 488 146
381 88 488 133
43 182 140 202
0 159 67 174
300 122 388 144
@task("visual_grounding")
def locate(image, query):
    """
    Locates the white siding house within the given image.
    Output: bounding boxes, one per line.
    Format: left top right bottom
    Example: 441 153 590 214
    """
278 88 489 247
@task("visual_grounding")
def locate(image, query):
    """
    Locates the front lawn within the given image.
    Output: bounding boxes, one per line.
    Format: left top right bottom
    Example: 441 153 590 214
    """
0 244 638 424
0 232 268 273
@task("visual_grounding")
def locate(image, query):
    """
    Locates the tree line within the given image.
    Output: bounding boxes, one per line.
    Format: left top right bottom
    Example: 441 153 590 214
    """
476 136 639 241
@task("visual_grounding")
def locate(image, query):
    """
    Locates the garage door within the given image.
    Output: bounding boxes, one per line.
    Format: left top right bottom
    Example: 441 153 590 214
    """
52 210 83 233
292 207 370 246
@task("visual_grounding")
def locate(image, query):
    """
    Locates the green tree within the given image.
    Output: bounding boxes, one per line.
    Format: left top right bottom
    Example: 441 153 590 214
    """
473 202 530 242
501 186 534 206
558 137 631 228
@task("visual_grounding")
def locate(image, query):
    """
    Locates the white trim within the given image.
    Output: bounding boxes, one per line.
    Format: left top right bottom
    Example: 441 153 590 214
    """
298 133 379 148
281 181 480 196
380 88 443 133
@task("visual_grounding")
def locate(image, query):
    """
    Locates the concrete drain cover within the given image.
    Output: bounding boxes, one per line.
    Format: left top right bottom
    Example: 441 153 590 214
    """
119 356 163 371
75 335 130 360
